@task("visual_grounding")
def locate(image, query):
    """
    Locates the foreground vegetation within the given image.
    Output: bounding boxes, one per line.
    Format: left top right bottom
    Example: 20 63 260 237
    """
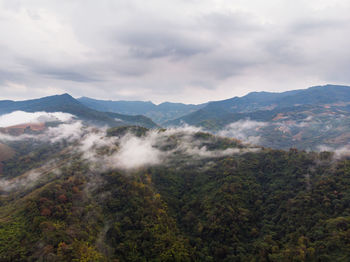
0 128 350 261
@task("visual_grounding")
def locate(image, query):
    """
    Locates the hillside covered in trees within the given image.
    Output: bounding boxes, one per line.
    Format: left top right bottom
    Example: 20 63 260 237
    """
0 125 350 261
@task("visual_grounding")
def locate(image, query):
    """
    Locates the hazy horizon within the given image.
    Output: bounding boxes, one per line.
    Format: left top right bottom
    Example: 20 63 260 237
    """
1 83 348 106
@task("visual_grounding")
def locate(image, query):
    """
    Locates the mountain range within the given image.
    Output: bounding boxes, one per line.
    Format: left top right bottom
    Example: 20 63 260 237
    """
77 97 206 124
76 85 350 150
77 85 350 128
166 84 350 126
1 84 350 150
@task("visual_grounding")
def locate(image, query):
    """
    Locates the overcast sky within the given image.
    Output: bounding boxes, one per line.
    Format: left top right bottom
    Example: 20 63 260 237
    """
0 0 350 104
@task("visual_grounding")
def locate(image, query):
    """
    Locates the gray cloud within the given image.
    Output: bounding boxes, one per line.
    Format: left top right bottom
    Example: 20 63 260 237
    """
17 57 102 82
291 18 348 34
0 111 74 127
0 69 21 84
198 11 262 34
0 0 350 103
121 30 211 60
218 119 267 145
34 66 99 83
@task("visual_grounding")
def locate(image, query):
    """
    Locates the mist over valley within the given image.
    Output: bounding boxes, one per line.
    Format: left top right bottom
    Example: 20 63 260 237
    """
2 0 350 260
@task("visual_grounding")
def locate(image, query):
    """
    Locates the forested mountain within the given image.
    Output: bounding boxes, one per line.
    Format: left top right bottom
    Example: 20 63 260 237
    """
168 85 350 123
0 125 350 261
2 85 350 150
166 85 350 150
78 97 206 124
0 94 158 129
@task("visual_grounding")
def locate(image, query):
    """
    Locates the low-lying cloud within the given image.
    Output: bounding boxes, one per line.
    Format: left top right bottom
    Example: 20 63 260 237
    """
218 119 267 145
216 115 350 150
78 126 261 171
0 111 82 143
317 145 350 158
0 111 75 127
0 170 40 192
110 133 162 169
46 121 84 143
0 113 259 174
0 160 62 193
3 111 350 194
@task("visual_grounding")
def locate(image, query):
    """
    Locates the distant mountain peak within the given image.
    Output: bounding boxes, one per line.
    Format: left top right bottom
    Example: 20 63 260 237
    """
48 93 76 100
59 93 74 98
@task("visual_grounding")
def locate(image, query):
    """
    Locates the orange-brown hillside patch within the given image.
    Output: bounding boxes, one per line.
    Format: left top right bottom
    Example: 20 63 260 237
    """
273 113 287 121
0 123 46 135
10 123 46 131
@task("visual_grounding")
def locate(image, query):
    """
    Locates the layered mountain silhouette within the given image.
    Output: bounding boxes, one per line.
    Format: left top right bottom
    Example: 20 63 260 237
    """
166 84 350 126
160 85 350 150
0 94 158 128
78 97 206 124
2 84 350 149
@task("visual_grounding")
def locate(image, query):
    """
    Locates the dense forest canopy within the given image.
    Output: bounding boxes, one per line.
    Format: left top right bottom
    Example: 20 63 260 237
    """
0 124 349 261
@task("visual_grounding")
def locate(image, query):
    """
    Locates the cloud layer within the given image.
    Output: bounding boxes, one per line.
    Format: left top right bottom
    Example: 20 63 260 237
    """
0 111 74 127
0 114 254 174
78 126 253 171
218 119 267 144
217 116 350 152
0 0 350 103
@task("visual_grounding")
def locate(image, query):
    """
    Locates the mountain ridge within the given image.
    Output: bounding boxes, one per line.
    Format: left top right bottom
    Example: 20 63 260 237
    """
77 96 206 124
0 94 158 129
164 84 350 150
2 84 350 149
166 84 350 125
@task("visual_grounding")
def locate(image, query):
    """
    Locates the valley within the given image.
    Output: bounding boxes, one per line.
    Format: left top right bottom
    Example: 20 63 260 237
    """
0 85 350 261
